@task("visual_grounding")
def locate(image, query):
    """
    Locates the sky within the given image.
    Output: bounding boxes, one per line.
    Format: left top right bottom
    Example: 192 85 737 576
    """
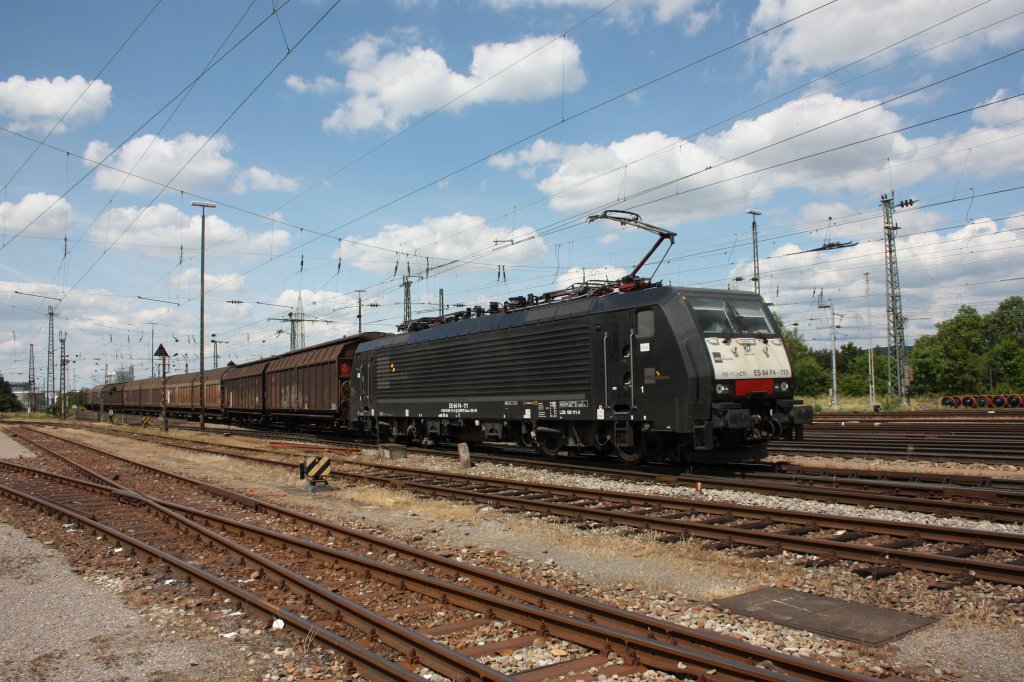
1 0 1022 392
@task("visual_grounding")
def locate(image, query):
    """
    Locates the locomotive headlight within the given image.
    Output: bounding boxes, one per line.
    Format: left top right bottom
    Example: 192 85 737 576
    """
715 382 732 396
774 380 791 393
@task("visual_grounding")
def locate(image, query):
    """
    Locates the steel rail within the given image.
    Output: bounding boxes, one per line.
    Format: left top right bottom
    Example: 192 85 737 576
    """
61 424 1024 522
7 426 873 682
0 479 422 682
1 441 515 682
338 466 1024 586
20 426 1024 582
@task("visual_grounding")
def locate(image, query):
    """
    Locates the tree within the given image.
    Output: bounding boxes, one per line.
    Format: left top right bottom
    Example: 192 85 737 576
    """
837 350 871 397
782 324 831 396
0 374 24 412
909 306 987 394
983 296 1024 390
991 337 1024 393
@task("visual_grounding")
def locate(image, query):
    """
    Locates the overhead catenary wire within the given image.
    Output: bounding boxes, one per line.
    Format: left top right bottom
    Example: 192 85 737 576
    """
5 1 1023 373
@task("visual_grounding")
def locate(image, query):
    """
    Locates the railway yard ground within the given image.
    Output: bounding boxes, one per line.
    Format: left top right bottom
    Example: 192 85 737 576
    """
2 416 1023 681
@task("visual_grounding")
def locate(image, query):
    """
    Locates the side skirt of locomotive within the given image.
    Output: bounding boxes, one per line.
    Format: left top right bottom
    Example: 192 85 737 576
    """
358 412 794 465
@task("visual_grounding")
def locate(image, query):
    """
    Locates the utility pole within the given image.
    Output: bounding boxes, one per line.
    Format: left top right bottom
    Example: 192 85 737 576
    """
746 209 762 295
818 292 838 409
356 290 365 333
881 193 912 405
266 310 332 351
439 288 444 317
46 305 55 410
59 332 67 419
211 335 229 369
353 290 380 333
265 294 330 351
402 277 414 325
28 344 35 415
293 291 306 350
864 272 876 408
148 322 157 377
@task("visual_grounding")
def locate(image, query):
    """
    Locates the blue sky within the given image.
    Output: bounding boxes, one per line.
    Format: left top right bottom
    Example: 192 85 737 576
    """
1 0 1022 390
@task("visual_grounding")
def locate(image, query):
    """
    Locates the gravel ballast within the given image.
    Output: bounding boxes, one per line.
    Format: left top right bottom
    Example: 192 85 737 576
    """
4 424 1024 681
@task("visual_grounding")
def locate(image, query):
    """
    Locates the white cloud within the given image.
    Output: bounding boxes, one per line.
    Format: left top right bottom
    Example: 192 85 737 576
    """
555 265 628 289
482 0 713 26
972 89 1024 128
493 92 960 224
170 266 247 298
284 74 342 95
337 212 547 275
85 133 236 195
749 0 1024 80
0 192 72 239
323 34 585 132
236 167 301 192
83 133 299 196
0 74 111 133
90 203 291 258
489 139 568 176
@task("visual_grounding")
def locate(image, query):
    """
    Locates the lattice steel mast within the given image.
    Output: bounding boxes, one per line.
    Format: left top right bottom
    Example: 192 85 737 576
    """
46 305 55 409
28 343 36 413
881 194 912 405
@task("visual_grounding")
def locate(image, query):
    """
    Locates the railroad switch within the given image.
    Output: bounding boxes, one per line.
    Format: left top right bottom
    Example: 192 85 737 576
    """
300 456 332 493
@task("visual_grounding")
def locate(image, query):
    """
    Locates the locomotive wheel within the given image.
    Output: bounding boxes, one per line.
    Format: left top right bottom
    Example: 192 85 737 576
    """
615 445 646 465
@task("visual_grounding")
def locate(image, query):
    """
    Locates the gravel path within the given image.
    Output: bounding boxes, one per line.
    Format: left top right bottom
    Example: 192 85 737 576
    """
0 518 247 681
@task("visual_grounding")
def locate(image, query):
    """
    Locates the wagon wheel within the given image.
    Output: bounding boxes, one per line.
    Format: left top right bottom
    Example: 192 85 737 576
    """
538 433 562 457
615 444 646 465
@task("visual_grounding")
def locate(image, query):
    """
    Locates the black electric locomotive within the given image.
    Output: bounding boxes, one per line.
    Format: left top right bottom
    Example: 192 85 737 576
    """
350 281 810 464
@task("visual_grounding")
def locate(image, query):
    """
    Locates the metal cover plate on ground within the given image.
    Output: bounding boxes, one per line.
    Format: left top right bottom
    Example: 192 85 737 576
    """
716 587 933 645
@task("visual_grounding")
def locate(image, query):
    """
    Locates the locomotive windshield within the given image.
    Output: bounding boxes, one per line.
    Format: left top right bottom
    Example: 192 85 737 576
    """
689 296 778 335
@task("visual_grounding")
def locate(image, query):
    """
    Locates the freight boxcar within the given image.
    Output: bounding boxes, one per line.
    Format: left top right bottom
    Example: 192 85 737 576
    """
262 333 386 427
221 358 270 422
163 368 227 419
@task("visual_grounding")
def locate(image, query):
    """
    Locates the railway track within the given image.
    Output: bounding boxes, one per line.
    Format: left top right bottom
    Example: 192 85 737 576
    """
2 425 872 682
18 425 1024 588
77 424 1024 524
774 414 1024 464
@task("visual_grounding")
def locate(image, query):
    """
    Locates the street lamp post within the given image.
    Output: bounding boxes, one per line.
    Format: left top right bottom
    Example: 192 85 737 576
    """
191 200 216 431
746 209 762 295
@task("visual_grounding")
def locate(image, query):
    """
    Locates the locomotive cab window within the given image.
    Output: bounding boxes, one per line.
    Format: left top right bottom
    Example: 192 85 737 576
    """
636 309 655 338
690 296 777 336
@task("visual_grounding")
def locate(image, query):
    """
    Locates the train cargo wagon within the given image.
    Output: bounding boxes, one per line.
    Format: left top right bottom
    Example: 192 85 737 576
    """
221 358 269 421
89 382 125 412
137 377 164 412
104 382 126 411
122 379 144 413
264 333 385 424
85 386 102 410
199 367 228 417
166 371 199 415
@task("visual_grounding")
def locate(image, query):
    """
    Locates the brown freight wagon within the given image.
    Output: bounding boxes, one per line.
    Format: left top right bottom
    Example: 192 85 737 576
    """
123 376 164 413
262 333 385 426
85 383 125 413
164 368 227 419
221 357 270 423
